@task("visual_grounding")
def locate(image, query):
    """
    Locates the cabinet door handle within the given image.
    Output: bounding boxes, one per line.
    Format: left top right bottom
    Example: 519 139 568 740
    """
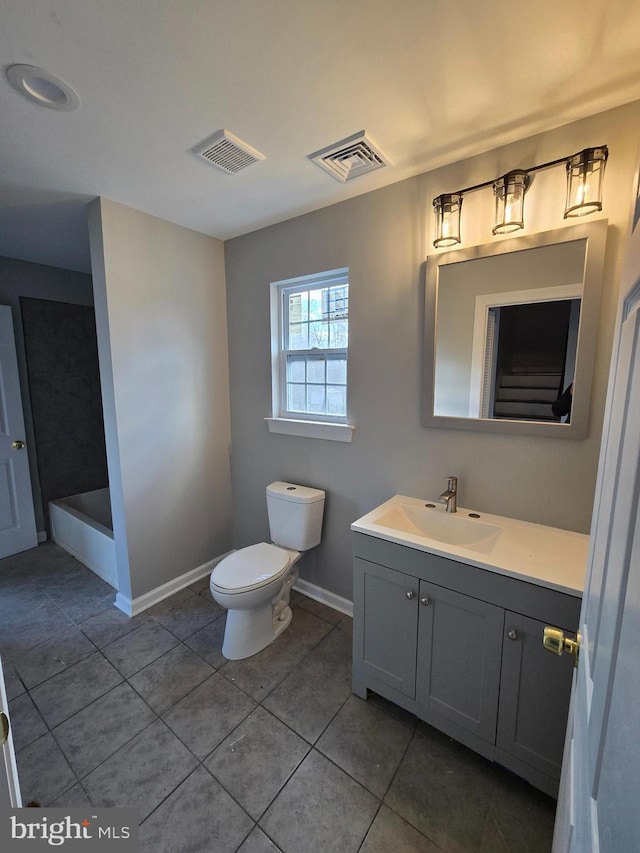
507 628 518 640
420 596 430 606
406 591 415 600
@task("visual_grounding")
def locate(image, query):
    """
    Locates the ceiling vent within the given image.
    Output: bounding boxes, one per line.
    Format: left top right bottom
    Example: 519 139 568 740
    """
193 130 266 175
308 131 392 183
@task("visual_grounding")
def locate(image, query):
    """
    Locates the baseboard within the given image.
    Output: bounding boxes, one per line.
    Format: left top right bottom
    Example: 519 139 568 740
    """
293 577 353 617
115 551 233 617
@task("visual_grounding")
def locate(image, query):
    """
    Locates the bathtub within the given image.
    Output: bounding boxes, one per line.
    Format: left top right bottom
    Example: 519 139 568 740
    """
49 488 117 589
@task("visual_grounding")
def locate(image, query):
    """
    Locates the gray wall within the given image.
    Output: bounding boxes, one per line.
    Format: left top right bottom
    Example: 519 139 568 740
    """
0 256 94 535
224 100 640 602
88 198 233 601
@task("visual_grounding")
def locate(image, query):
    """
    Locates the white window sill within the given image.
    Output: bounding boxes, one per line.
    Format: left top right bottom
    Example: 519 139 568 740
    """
265 417 355 443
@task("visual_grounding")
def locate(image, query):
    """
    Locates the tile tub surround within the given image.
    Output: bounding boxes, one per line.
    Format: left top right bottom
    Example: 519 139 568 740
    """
1 542 556 852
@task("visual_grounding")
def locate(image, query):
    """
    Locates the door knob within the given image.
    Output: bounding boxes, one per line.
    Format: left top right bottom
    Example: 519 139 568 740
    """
406 591 415 600
420 596 430 606
0 712 9 746
12 440 25 450
543 626 580 667
507 628 518 640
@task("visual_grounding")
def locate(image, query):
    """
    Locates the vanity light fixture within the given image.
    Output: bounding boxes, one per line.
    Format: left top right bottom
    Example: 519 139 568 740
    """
492 170 528 235
433 193 462 248
432 145 608 248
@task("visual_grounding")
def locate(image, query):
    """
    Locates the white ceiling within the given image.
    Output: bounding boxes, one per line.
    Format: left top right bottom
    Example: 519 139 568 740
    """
2 0 640 274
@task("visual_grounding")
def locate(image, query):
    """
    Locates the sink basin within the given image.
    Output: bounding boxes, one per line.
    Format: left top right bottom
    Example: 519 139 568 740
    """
373 503 502 550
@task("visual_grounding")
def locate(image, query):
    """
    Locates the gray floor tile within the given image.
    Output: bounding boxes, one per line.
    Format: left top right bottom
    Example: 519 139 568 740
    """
369 693 420 730
128 644 214 714
102 620 180 677
82 719 198 821
148 591 224 640
488 768 556 853
479 817 511 853
360 805 441 853
263 628 352 743
139 766 253 853
53 682 157 778
8 692 48 751
188 576 210 593
237 827 283 853
273 607 333 658
163 672 256 759
183 614 228 669
30 652 123 727
220 642 298 702
145 587 196 618
12 624 97 689
316 694 413 798
260 749 378 853
49 782 93 808
384 729 497 852
1 657 26 701
206 706 310 819
16 732 77 806
296 596 343 625
0 598 74 654
80 607 150 648
54 587 116 624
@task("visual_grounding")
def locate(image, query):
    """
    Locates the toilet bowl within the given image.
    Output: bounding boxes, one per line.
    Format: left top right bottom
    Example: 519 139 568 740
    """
210 482 325 660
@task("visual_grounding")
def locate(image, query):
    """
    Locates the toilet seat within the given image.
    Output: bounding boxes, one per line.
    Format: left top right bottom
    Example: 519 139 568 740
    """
211 543 291 594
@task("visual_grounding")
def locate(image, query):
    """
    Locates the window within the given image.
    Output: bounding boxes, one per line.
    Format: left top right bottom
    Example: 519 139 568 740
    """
267 268 354 442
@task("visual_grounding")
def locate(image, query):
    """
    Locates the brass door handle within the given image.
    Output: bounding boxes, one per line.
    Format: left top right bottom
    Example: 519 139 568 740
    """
0 712 9 746
12 440 25 450
543 626 580 667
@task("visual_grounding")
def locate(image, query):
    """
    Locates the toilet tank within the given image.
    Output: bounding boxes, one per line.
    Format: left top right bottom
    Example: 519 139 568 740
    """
266 481 325 551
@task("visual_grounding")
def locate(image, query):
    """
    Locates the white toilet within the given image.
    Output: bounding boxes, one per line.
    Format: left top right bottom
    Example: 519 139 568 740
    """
210 481 325 660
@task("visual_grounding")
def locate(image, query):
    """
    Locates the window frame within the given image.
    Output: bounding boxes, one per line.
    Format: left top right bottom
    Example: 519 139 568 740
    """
267 267 354 442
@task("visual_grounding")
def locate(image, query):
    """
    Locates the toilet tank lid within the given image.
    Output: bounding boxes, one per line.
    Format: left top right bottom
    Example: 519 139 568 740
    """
267 481 325 504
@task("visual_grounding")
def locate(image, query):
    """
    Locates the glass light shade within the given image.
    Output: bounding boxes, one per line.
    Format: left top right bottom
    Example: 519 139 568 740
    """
492 170 528 235
433 193 462 248
564 147 608 218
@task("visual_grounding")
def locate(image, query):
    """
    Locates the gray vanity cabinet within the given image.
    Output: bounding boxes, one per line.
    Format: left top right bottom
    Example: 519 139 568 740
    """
496 612 575 782
352 531 581 796
416 581 504 745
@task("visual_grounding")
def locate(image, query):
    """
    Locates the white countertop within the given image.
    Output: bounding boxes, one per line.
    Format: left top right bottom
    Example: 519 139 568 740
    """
351 495 589 597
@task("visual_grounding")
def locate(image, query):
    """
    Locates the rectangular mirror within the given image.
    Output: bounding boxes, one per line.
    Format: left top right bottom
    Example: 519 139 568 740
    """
422 220 607 438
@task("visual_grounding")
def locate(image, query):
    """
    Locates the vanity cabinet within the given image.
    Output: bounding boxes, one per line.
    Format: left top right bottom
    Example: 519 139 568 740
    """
352 532 580 797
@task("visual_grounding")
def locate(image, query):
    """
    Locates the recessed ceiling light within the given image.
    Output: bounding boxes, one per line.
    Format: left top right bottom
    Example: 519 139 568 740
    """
5 64 79 111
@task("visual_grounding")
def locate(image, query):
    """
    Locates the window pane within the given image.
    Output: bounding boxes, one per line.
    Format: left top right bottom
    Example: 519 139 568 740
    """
309 321 329 348
307 385 326 413
287 356 305 383
307 355 325 384
327 356 346 384
328 319 348 348
287 383 306 412
327 385 346 416
288 322 308 350
308 289 324 321
288 291 308 324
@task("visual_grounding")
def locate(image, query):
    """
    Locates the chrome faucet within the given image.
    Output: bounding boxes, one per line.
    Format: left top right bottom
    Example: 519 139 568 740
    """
440 476 458 513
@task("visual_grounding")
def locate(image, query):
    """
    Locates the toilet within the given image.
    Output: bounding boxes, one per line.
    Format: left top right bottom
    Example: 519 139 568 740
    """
210 481 325 660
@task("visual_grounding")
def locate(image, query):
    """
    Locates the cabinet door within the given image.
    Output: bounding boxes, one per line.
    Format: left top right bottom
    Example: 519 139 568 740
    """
497 612 574 781
416 581 504 743
353 558 419 698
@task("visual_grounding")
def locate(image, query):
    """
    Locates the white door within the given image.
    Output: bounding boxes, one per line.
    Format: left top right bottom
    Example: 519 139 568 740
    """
553 197 640 849
0 656 22 808
0 305 37 559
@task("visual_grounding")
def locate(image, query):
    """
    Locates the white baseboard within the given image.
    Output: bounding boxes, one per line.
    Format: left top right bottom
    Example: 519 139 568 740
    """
115 551 233 617
294 577 353 618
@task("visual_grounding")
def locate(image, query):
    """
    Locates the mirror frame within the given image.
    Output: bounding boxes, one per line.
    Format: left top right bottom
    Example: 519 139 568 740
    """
422 219 608 439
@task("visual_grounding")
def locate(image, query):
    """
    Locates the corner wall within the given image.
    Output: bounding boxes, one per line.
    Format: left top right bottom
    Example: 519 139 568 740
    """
88 198 233 600
224 100 640 602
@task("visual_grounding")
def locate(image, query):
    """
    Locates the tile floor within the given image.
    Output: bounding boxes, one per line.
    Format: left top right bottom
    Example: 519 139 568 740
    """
0 542 557 852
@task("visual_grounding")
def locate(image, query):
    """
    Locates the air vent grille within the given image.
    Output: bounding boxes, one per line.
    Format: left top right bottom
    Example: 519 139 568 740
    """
193 130 266 174
309 131 392 183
